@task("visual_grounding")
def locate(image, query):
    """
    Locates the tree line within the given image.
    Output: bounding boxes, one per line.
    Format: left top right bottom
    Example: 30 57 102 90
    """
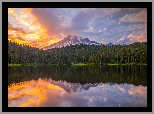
8 40 147 65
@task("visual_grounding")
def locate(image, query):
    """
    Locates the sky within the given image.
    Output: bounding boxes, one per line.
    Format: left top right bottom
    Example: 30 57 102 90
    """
8 8 147 49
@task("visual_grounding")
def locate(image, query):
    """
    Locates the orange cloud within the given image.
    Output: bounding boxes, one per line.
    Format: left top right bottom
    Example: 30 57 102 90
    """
116 37 124 43
20 11 28 18
8 22 38 45
8 8 60 48
23 8 63 38
8 8 77 48
8 36 25 45
128 86 146 96
8 22 30 34
8 8 17 17
127 33 146 43
8 78 64 107
9 8 64 48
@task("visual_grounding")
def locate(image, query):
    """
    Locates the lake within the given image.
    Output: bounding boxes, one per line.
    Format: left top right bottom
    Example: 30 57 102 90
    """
8 65 147 107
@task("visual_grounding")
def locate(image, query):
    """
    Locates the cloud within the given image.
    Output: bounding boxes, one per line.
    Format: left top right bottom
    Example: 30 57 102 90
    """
117 37 125 43
103 28 107 31
101 38 107 44
8 8 147 48
132 29 147 36
99 8 121 16
116 37 130 44
8 36 26 45
98 29 102 32
122 8 138 11
119 9 147 23
83 8 121 18
69 11 94 31
110 23 147 35
8 8 67 48
97 22 146 44
8 8 17 17
127 33 146 43
60 10 97 37
8 22 43 47
89 26 93 32
24 8 63 37
20 11 28 18
8 22 13 29
16 36 25 41
8 22 31 35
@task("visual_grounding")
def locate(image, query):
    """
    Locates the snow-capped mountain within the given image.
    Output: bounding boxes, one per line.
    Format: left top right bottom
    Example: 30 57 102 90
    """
43 35 101 50
49 79 99 94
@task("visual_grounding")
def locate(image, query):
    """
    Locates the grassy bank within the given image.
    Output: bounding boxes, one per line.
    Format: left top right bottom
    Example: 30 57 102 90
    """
107 63 147 65
8 64 22 67
8 63 147 67
71 63 89 66
8 63 43 67
8 63 70 67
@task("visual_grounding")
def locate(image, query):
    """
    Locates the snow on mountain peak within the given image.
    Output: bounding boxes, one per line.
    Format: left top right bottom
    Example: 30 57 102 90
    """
43 35 101 50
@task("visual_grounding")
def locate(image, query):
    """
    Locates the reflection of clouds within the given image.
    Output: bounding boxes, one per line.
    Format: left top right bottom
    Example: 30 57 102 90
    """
41 91 89 107
8 78 147 107
127 85 147 96
104 97 107 101
8 78 65 107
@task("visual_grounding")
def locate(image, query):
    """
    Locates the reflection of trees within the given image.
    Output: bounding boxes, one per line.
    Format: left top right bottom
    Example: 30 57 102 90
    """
8 65 147 86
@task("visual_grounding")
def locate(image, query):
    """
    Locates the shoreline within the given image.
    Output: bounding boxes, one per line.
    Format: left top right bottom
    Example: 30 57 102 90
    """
8 63 147 67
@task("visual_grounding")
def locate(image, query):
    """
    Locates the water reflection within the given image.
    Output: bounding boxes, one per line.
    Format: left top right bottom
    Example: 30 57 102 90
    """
8 65 147 86
8 78 147 107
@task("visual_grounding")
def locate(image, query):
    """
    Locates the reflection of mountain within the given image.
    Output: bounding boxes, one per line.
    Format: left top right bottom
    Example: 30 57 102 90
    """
49 79 98 94
106 82 115 86
8 78 147 107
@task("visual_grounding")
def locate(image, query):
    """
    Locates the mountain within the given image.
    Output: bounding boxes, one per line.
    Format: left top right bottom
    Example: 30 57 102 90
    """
49 79 99 94
106 42 114 46
43 35 101 50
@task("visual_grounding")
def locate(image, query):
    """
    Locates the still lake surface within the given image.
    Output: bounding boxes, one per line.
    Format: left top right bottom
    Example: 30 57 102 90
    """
8 65 147 107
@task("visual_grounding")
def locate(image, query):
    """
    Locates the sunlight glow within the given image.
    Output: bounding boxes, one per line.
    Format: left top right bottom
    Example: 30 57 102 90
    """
8 78 64 107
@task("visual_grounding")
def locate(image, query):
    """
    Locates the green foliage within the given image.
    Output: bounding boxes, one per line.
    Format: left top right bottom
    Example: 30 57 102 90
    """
8 40 147 65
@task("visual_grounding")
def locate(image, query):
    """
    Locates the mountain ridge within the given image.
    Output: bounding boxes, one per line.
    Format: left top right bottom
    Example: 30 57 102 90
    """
43 35 101 50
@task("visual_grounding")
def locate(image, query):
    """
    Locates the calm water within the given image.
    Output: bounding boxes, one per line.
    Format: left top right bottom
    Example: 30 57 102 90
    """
8 65 147 107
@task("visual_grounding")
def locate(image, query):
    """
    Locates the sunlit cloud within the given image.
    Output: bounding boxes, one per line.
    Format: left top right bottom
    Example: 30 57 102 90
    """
8 8 17 17
24 8 62 36
8 8 147 48
20 12 28 18
117 37 125 43
127 85 147 96
8 8 61 48
117 86 125 92
127 33 146 43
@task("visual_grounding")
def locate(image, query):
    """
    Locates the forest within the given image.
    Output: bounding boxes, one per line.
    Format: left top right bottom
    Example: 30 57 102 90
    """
8 40 147 65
